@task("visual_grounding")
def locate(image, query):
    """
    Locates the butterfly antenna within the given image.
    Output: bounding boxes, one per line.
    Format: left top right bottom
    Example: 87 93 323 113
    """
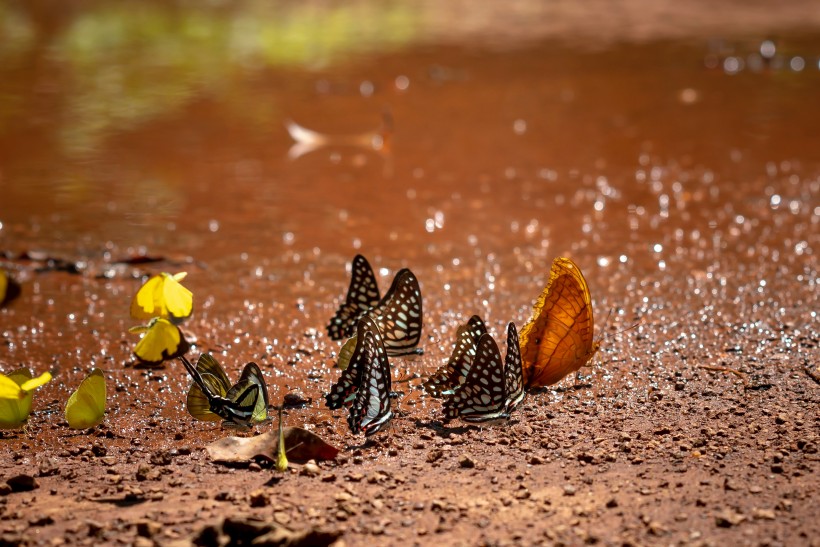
600 312 645 343
177 356 211 398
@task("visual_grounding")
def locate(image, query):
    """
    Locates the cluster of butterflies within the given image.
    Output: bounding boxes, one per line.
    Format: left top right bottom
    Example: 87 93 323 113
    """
0 367 107 430
1 253 599 439
322 254 600 437
129 272 193 365
125 272 273 428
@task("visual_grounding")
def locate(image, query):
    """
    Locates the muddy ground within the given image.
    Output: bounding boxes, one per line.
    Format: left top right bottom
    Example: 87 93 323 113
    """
1 1 819 546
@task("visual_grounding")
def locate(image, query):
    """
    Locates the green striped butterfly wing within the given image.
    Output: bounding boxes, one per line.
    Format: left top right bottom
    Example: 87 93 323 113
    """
423 315 486 397
237 362 270 424
184 354 231 422
327 255 381 341
223 381 261 427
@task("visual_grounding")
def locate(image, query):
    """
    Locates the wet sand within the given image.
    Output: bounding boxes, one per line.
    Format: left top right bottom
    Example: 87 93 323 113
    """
1 2 818 545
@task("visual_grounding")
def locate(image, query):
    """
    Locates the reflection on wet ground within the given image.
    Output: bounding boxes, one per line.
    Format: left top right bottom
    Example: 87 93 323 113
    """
0 2 818 442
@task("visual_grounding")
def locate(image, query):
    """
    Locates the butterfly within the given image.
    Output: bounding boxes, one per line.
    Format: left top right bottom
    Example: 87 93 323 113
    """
503 322 526 414
65 368 106 429
0 270 21 307
423 315 487 397
326 315 394 436
179 354 270 428
442 322 525 423
519 257 599 389
129 317 189 365
0 368 52 429
131 272 193 322
335 268 424 369
327 255 381 341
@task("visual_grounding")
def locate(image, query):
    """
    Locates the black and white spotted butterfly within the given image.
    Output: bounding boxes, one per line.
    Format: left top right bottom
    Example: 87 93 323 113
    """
503 322 525 414
442 322 526 423
325 315 394 436
423 315 486 397
334 268 424 370
327 255 381 341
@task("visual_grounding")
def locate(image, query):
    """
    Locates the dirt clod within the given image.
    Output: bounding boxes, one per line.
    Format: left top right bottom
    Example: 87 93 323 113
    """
6 475 37 493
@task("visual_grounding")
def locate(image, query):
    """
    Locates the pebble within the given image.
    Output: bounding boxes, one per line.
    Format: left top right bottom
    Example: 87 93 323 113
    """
249 489 270 508
562 484 576 496
6 475 37 493
723 478 740 491
459 456 475 469
715 509 746 527
427 449 444 463
752 508 776 520
135 520 162 538
301 461 320 477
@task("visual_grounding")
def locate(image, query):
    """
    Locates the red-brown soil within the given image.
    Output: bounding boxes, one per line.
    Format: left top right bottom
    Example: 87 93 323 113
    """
1 2 819 546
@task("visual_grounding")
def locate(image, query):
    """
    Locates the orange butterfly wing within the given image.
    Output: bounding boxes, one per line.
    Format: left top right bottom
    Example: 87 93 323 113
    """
519 257 598 388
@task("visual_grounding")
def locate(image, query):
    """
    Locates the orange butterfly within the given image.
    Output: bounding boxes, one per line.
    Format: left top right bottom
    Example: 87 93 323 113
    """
519 257 599 388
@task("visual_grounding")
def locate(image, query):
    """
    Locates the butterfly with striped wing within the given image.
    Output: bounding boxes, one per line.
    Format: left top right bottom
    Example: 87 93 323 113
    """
423 315 486 397
179 354 269 428
346 317 394 436
326 315 394 436
327 255 381 341
335 267 424 370
442 322 525 423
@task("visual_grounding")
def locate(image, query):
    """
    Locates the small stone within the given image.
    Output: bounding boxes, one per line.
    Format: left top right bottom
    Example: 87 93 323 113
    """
647 521 667 535
6 475 38 492
605 498 618 508
775 414 787 425
749 485 763 494
281 392 306 407
301 461 320 477
248 489 270 508
427 449 443 463
133 538 153 547
29 515 54 527
562 484 576 496
529 455 544 465
320 473 337 482
752 508 776 520
135 520 162 538
135 464 160 482
459 456 475 469
149 451 173 466
723 478 740 491
770 464 785 474
514 489 530 500
715 509 746 527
